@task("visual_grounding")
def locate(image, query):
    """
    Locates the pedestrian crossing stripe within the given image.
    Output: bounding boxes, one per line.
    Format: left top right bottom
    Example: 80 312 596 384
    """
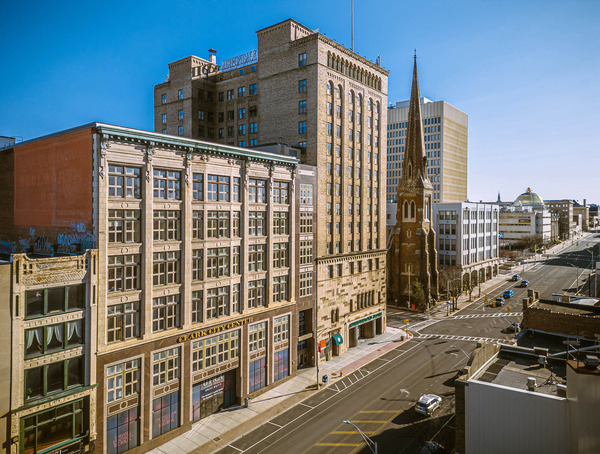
453 312 522 319
417 333 503 343
316 443 361 447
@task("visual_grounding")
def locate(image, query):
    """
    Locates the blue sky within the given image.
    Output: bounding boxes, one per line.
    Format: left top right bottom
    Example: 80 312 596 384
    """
1 0 598 203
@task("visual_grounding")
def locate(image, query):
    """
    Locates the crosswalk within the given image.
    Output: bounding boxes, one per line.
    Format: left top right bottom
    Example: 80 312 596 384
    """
452 312 523 319
415 333 504 343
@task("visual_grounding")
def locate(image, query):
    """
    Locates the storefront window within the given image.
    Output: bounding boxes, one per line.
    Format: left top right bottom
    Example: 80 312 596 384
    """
107 407 139 454
274 350 289 382
22 399 86 454
249 358 266 393
151 391 179 438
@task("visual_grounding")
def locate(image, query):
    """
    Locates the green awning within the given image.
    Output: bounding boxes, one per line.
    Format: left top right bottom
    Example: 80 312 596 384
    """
332 334 343 345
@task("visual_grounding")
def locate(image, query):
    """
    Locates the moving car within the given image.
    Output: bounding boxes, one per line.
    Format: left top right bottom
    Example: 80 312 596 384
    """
511 274 520 281
494 297 504 306
503 289 514 298
521 279 529 287
415 394 442 416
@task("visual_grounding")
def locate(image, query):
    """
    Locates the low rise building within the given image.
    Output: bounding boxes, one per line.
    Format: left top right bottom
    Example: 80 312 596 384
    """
499 188 553 247
546 199 575 239
432 202 500 293
0 252 98 454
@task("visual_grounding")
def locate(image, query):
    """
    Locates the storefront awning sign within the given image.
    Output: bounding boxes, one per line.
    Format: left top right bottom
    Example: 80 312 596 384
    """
349 311 383 328
332 334 343 345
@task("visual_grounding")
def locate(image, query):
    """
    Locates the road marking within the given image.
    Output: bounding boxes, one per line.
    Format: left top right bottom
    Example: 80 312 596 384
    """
359 410 397 413
348 420 387 423
267 421 282 428
299 402 314 409
331 431 376 435
416 333 504 343
227 445 243 452
316 443 361 447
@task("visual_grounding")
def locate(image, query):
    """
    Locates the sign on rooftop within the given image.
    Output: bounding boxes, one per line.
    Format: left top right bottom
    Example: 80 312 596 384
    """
221 50 258 71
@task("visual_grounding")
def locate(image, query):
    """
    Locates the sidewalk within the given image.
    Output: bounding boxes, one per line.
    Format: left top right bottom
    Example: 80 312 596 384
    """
149 326 408 454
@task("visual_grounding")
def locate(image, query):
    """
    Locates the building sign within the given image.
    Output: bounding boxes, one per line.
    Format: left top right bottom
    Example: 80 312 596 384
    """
221 50 258 71
349 312 383 328
47 440 83 454
177 317 254 342
518 218 531 224
201 375 225 400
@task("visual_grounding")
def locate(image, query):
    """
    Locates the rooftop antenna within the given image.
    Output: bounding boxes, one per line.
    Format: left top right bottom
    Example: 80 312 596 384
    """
351 0 354 51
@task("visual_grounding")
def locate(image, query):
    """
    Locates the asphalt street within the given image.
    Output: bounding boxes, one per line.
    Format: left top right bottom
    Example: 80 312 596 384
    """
214 234 598 454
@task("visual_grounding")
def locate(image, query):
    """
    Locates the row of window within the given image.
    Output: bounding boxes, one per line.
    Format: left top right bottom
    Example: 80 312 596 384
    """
326 257 381 278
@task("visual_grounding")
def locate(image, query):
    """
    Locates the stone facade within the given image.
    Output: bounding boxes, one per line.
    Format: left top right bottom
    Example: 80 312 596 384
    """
154 18 389 364
0 252 98 454
388 58 438 310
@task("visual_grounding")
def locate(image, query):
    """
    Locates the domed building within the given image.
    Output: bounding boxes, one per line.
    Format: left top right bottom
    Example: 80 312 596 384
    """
513 187 545 211
499 187 557 247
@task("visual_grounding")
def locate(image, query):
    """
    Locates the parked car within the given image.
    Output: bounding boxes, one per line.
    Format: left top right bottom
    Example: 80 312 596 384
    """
511 274 520 281
521 279 529 287
510 322 521 332
503 289 514 298
415 394 442 416
494 297 504 306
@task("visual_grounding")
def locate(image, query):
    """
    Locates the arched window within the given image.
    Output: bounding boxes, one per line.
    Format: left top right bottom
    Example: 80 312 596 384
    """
335 308 340 321
411 201 416 219
404 201 409 219
327 81 333 95
408 162 412 179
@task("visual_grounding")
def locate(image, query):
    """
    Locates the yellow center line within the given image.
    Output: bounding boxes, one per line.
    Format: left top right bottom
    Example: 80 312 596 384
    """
316 443 361 447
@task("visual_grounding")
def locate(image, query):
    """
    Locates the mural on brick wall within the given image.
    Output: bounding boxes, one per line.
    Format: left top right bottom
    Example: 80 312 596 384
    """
0 222 96 255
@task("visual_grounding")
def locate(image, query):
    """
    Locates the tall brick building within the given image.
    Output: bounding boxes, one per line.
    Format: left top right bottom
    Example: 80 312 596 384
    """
155 19 389 362
388 57 438 310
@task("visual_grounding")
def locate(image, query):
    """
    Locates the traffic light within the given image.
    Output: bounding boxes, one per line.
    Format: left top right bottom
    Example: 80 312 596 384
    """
506 306 511 313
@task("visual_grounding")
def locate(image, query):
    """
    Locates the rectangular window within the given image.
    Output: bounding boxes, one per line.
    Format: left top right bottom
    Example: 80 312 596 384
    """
273 315 289 343
238 107 246 119
300 184 313 204
238 124 246 135
192 330 239 372
25 357 83 401
249 321 267 351
249 211 266 236
232 211 241 237
249 358 266 393
300 241 313 265
206 175 230 201
107 303 139 343
178 126 183 136
25 319 84 358
249 83 257 95
193 173 203 200
273 211 289 235
108 255 141 292
248 244 266 271
25 285 84 318
273 242 289 268
153 169 181 200
153 210 181 241
178 89 183 99
298 79 307 93
107 359 140 403
238 86 245 98
206 286 230 319
300 271 313 297
22 399 87 454
298 100 307 113
152 251 180 285
249 179 266 203
162 114 166 124
109 165 141 199
161 94 166 104
300 212 313 233
272 275 289 303
232 177 240 202
298 52 306 67
192 249 203 281
227 89 234 100
152 295 180 332
247 280 266 309
207 247 230 278
298 121 307 134
192 210 203 240
152 391 179 438
273 181 289 204
178 110 183 121
250 122 257 133
206 211 230 238
108 210 141 243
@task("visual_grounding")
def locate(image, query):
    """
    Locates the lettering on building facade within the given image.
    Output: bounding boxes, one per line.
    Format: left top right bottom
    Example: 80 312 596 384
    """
177 317 254 343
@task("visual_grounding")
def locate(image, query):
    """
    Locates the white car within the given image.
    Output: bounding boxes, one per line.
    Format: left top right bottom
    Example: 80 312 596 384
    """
415 394 442 416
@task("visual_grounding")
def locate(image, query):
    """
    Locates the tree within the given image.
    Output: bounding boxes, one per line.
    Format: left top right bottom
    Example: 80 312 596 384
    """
412 279 426 311
438 267 463 310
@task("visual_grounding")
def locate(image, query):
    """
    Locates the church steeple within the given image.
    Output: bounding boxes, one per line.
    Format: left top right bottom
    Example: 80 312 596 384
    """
400 54 432 190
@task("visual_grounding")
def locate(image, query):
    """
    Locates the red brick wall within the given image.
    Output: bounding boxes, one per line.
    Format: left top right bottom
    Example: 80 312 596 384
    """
0 128 95 254
523 306 600 340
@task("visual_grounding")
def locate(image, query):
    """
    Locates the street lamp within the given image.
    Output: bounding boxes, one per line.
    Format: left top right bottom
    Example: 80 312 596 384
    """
342 420 378 454
568 263 579 294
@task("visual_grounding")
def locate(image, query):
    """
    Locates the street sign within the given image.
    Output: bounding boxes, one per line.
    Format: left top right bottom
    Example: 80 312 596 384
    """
404 319 409 325
484 296 488 302
506 306 511 313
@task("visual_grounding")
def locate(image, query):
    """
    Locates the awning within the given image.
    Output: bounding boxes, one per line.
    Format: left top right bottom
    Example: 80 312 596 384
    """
332 334 343 346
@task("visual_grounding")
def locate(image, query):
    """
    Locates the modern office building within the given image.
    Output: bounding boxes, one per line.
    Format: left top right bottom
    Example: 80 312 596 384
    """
386 98 468 203
155 18 389 363
432 202 500 292
0 123 309 453
0 252 98 454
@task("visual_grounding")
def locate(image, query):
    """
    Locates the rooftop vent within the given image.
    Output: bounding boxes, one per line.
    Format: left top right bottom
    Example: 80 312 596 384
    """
527 377 537 391
584 355 600 369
